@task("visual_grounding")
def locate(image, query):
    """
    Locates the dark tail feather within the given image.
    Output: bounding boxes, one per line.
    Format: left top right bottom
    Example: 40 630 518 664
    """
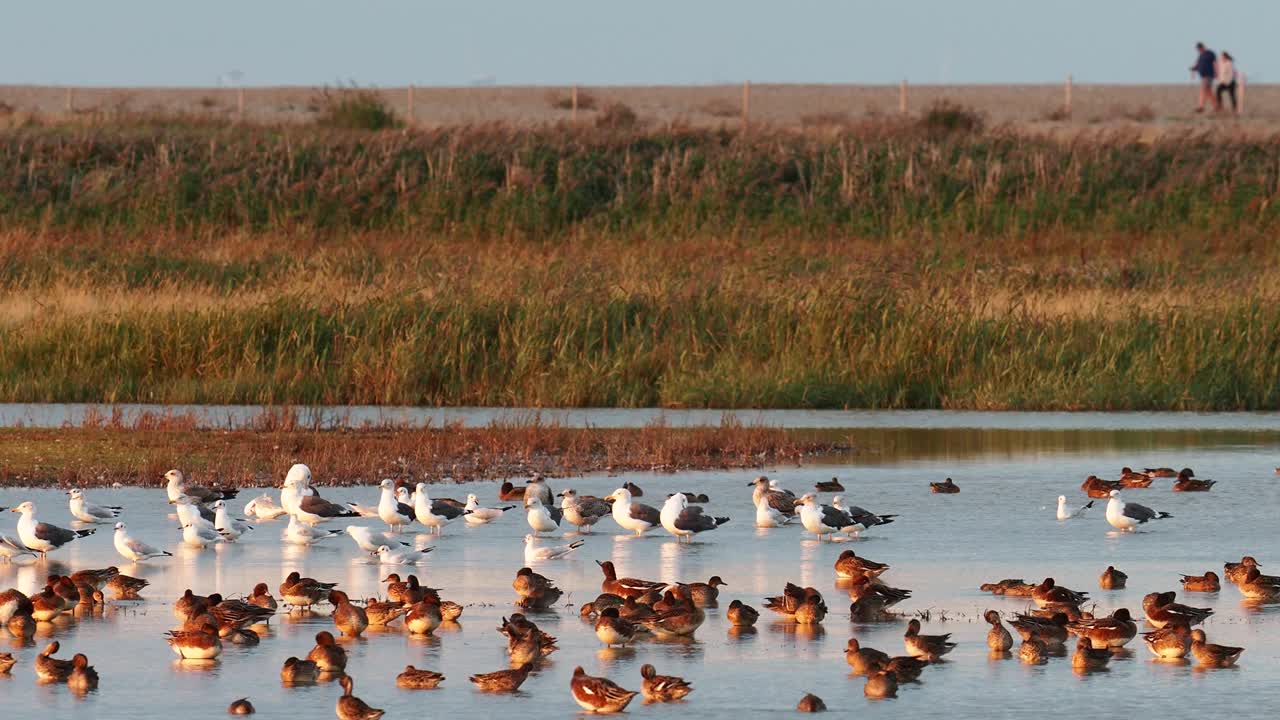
876 516 897 525
75 529 96 538
714 517 730 526
569 540 587 549
161 550 173 556
499 505 516 511
337 510 359 518
1157 512 1173 519
218 490 240 500
1084 501 1095 509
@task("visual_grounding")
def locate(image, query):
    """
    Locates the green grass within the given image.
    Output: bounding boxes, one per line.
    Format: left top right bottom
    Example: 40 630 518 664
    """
1 122 1278 238
1 122 1279 410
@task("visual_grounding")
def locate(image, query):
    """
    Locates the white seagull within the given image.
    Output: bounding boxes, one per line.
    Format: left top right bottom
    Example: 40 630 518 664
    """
660 493 729 542
113 521 172 562
605 486 661 536
0 534 35 562
345 525 411 555
754 494 792 528
558 489 611 533
164 468 237 505
1105 489 1172 532
284 515 343 545
464 493 516 525
1056 495 1094 521
523 476 554 507
213 500 254 541
171 494 216 529
278 463 320 515
830 496 897 536
525 496 563 536
376 544 433 565
68 488 123 523
796 493 856 542
413 483 468 535
243 494 288 520
523 534 585 561
181 522 223 548
12 501 95 557
373 479 415 531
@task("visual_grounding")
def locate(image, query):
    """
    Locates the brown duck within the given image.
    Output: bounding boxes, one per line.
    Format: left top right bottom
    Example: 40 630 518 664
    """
281 656 319 683
985 610 1013 652
1179 571 1220 593
1173 468 1215 492
35 641 75 682
1099 566 1128 589
1190 629 1243 667
845 638 890 675
864 669 898 699
396 665 445 689
570 666 639 713
306 630 347 672
470 662 533 692
336 675 384 720
1067 608 1137 648
640 663 693 702
904 619 956 660
1118 467 1153 488
727 599 759 627
1081 475 1122 498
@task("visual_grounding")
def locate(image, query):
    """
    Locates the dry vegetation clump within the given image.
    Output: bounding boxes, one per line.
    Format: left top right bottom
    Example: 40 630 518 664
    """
548 88 597 111
312 86 401 130
918 99 984 134
595 101 639 128
699 98 740 118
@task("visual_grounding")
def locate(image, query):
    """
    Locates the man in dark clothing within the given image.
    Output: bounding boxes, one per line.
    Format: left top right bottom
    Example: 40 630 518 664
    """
1190 42 1218 112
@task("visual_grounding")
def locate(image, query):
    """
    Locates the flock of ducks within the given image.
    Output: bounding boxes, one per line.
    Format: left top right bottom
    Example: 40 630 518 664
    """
0 461 1263 715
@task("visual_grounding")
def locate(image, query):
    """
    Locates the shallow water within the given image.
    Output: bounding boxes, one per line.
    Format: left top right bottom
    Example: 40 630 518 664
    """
1 435 1279 718
5 402 1280 430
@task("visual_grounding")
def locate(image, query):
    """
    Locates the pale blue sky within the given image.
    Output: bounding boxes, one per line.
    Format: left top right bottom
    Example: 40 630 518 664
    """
5 1 1273 86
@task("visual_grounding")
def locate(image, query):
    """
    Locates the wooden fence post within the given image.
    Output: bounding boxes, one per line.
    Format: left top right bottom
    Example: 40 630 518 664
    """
742 80 751 131
1065 74 1073 117
571 85 579 122
407 85 415 125
899 79 907 115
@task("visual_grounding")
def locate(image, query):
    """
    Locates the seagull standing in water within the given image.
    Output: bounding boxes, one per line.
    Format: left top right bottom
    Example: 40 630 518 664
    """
284 515 343 546
213 500 254 541
67 489 123 524
413 483 468 535
525 496 563 537
606 486 661 536
660 493 729 542
377 544 433 565
113 522 172 562
1056 496 1094 521
371 479 415 531
523 534 585 561
1105 490 1172 531
12 502 95 558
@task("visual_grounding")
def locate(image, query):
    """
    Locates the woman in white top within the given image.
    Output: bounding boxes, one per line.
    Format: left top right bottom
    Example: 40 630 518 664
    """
1216 52 1239 113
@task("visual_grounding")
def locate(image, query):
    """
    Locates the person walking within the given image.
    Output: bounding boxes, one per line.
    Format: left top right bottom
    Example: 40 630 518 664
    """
1190 42 1217 112
1216 52 1240 114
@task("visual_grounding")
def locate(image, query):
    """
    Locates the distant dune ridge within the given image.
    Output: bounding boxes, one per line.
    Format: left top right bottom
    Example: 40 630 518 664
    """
0 83 1274 133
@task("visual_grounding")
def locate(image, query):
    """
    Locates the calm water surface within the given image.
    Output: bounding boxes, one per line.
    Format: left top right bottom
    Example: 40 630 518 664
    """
2 430 1279 717
5 402 1280 430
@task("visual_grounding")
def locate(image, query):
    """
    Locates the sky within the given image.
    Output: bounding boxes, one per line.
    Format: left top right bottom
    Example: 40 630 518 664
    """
4 0 1274 87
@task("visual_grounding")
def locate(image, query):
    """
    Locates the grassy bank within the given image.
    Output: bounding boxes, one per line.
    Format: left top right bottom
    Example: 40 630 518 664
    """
1 122 1279 410
0 417 845 488
3 121 1279 238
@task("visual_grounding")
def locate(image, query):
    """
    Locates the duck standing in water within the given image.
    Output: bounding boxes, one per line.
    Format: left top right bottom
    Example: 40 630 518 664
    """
336 675 384 720
570 666 639 713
